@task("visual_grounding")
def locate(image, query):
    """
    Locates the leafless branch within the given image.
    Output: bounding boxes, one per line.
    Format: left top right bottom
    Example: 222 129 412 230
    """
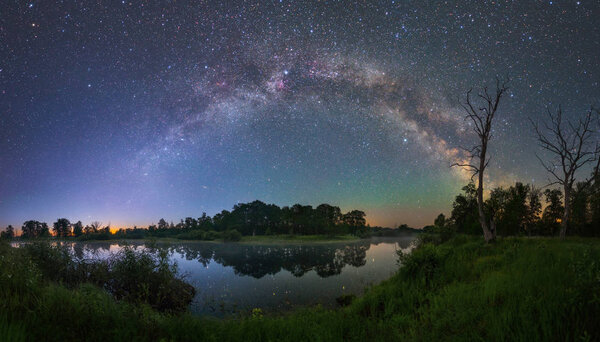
451 76 510 242
530 105 599 237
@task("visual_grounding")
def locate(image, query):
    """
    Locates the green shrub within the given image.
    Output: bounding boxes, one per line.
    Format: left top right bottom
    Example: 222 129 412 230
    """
335 294 356 307
19 243 195 313
417 225 456 246
176 230 206 240
223 229 242 242
204 230 220 240
177 230 221 241
0 241 42 299
21 242 87 285
107 247 195 312
398 243 447 287
77 231 112 241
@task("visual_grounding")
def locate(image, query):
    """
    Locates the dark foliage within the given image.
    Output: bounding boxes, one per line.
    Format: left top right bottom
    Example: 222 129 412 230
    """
8 201 370 241
0 225 14 240
222 229 242 242
21 220 50 238
447 179 599 238
20 242 195 313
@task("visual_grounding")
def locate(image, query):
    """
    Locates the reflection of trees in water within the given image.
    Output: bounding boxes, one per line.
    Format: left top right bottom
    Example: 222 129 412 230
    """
169 245 213 267
222 243 368 278
72 243 85 260
173 241 371 278
61 241 129 261
369 236 415 249
69 237 416 279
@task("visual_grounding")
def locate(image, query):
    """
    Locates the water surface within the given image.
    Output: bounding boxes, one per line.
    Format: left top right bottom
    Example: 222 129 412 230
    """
32 236 416 316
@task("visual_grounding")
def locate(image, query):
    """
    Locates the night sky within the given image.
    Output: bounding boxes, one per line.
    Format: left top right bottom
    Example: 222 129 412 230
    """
1 1 599 230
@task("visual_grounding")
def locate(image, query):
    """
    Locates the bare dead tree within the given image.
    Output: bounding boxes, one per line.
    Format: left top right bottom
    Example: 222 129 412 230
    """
530 106 599 239
89 221 102 233
452 77 509 243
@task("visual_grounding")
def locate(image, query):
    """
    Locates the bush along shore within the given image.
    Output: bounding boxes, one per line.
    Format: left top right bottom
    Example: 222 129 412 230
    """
1 233 599 341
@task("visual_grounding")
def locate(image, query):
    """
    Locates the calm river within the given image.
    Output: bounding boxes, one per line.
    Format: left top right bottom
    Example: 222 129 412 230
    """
26 235 416 316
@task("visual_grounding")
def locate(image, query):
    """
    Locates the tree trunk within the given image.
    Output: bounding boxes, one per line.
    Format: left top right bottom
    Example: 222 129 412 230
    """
560 184 570 239
477 153 495 243
489 217 497 240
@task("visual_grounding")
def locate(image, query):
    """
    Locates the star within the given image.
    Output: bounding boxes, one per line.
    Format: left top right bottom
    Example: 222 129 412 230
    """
0 0 598 229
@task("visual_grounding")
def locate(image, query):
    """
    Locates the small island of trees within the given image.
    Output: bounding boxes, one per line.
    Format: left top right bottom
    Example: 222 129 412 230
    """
0 201 382 242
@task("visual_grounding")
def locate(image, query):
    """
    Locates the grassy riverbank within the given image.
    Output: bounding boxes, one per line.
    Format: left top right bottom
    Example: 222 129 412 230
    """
236 234 361 244
1 235 599 341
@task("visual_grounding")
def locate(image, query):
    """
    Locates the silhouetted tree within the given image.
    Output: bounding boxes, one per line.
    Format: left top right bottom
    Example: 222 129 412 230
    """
570 183 587 233
342 210 366 227
487 183 541 236
0 225 14 239
280 206 293 234
53 218 71 237
244 200 270 236
434 213 446 228
452 77 509 242
342 210 367 235
7 225 15 238
526 186 543 234
68 201 368 240
72 220 83 237
90 221 102 234
184 217 198 230
450 183 480 234
21 221 36 238
291 204 314 235
542 189 564 236
21 220 49 238
591 171 600 231
157 218 169 230
316 204 342 235
531 106 599 238
212 210 231 232
199 201 367 237
198 212 213 230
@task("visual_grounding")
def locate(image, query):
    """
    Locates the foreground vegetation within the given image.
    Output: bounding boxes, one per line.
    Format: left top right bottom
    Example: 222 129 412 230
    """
1 234 599 341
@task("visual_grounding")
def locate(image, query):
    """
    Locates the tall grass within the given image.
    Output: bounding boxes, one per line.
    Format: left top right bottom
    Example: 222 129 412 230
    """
1 236 599 341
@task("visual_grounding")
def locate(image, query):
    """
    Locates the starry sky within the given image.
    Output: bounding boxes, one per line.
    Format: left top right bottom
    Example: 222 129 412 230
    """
1 0 599 230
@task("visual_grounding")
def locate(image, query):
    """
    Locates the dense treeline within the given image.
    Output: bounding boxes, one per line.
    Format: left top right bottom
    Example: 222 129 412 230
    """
431 174 600 237
452 77 599 241
151 201 368 237
0 200 370 241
